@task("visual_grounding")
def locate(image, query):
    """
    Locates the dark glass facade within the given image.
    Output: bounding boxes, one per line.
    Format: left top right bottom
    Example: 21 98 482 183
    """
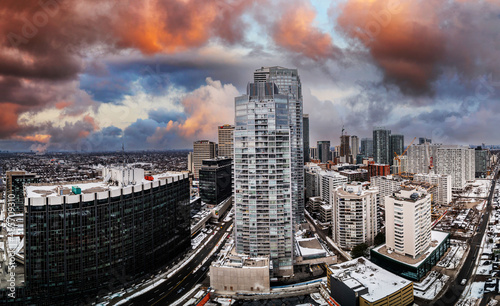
1 175 190 305
199 158 232 205
6 172 40 214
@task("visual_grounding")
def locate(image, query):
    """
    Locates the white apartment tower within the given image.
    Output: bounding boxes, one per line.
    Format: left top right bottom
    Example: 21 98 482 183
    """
413 173 452 205
254 66 305 224
370 175 406 207
332 183 379 249
407 144 475 190
385 188 431 258
234 81 294 276
319 171 348 204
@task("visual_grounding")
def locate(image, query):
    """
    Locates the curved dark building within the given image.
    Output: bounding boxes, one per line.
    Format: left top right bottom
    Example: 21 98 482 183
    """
1 169 190 305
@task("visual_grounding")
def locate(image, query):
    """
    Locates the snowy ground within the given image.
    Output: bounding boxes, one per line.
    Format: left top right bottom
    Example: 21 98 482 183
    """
462 180 492 198
437 240 467 269
414 271 450 300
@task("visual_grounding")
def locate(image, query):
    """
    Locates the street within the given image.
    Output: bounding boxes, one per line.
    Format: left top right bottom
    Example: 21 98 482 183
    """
122 219 233 306
431 167 498 306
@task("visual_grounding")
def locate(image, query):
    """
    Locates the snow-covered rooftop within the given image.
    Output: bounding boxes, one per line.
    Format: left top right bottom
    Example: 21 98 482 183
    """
296 237 327 258
329 257 412 302
26 172 184 199
373 230 449 268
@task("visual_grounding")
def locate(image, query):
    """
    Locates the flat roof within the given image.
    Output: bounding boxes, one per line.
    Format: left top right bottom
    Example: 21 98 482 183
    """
26 172 184 199
329 257 411 302
372 230 449 268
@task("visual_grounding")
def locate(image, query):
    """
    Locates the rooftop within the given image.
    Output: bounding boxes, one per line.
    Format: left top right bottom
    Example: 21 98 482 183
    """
372 231 449 267
25 170 186 199
329 257 411 302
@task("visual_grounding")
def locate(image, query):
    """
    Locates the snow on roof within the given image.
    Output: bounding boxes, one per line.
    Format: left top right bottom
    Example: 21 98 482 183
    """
25 171 187 199
329 257 411 302
296 237 327 258
372 230 449 268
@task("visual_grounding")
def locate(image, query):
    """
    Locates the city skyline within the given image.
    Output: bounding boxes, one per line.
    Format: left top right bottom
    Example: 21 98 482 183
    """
0 0 499 152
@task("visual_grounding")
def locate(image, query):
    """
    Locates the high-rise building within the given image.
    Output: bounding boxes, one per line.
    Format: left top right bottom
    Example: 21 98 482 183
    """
317 141 331 163
385 188 431 258
303 114 310 163
350 135 359 163
309 147 317 160
19 168 191 304
373 127 391 165
254 66 304 224
234 81 294 276
199 158 232 205
413 173 452 205
318 171 348 204
193 140 216 180
6 171 40 214
360 138 373 157
187 152 194 173
218 124 235 159
305 163 323 199
407 144 475 190
475 148 489 178
370 175 405 207
332 183 379 249
419 137 432 145
390 134 404 165
340 135 350 163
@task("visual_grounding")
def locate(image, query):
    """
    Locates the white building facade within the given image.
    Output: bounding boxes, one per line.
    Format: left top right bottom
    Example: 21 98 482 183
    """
407 144 475 190
413 173 452 205
319 171 348 204
385 189 432 258
332 183 379 249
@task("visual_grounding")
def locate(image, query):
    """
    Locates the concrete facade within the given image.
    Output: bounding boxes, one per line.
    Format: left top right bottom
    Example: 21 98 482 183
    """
332 183 379 249
210 255 270 293
385 188 432 258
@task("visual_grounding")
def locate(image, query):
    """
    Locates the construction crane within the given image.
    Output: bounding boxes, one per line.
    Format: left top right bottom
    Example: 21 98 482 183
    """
394 137 417 176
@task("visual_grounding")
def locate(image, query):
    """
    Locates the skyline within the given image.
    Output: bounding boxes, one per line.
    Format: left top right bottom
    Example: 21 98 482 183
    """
1 0 499 152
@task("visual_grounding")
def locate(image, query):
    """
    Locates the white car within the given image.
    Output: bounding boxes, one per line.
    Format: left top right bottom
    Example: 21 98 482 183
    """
460 279 467 286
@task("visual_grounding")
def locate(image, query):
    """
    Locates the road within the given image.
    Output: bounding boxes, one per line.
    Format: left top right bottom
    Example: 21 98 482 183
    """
431 167 498 306
122 218 233 306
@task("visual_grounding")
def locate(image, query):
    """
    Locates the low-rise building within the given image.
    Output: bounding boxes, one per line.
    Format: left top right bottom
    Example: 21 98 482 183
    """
210 253 270 293
327 257 414 306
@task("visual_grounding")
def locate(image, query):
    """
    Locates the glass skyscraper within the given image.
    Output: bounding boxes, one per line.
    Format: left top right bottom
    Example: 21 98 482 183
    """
234 81 294 276
373 128 391 165
253 66 304 224
2 171 191 305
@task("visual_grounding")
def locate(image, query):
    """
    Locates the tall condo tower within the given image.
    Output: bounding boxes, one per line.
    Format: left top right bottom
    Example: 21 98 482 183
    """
234 81 294 276
373 127 391 165
254 66 305 224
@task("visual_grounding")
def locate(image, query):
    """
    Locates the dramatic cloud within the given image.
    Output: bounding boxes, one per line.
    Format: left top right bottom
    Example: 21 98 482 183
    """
272 1 339 61
336 0 500 96
148 77 238 144
0 0 499 150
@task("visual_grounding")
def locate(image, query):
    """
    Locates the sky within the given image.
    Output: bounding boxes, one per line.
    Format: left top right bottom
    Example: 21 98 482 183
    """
0 0 499 152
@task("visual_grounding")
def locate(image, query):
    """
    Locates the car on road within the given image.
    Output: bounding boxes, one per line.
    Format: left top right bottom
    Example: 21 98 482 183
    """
460 279 467 286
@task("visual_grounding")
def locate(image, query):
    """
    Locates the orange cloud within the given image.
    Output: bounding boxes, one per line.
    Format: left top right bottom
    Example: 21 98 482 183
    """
0 103 22 138
273 1 338 61
337 0 445 94
55 101 74 109
113 0 254 54
83 115 99 131
147 78 238 144
14 134 51 143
